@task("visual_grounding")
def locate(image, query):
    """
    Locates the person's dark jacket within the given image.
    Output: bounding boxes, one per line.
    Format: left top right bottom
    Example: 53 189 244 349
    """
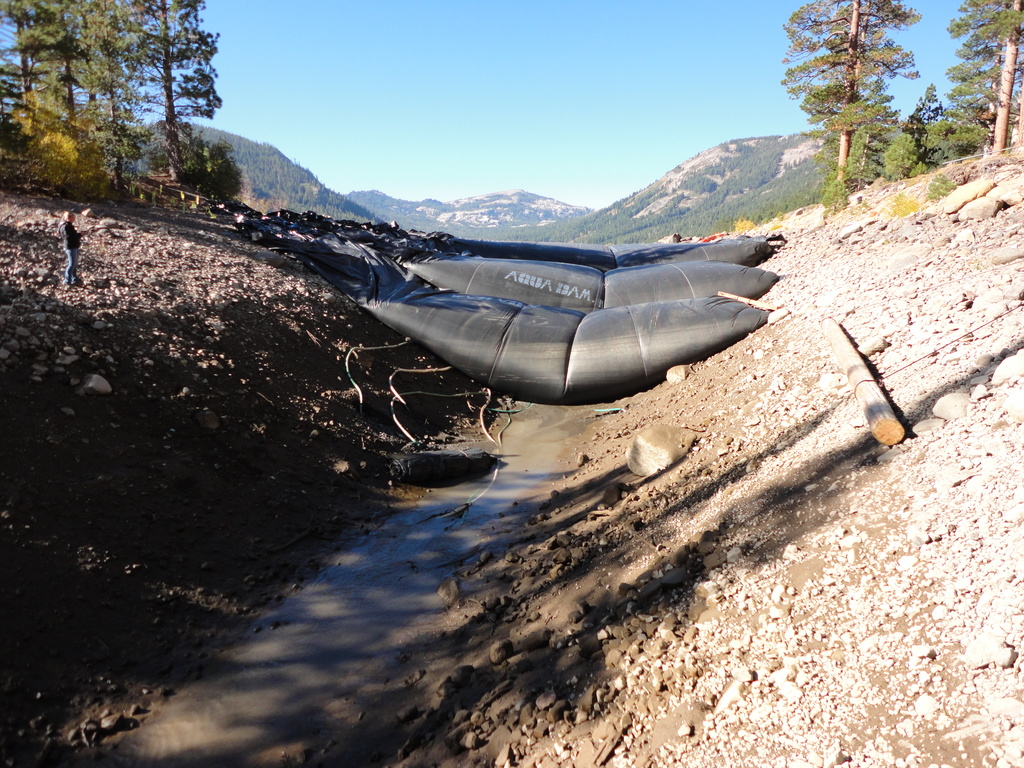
58 221 81 250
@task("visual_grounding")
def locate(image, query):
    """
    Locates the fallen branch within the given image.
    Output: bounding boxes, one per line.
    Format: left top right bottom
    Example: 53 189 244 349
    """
822 318 905 446
717 291 779 311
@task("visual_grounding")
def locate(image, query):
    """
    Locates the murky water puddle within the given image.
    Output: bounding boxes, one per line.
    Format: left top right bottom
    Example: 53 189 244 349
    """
113 405 588 766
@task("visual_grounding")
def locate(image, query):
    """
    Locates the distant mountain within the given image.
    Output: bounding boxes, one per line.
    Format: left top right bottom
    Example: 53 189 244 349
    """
493 135 822 244
197 127 819 243
346 189 592 234
194 126 378 222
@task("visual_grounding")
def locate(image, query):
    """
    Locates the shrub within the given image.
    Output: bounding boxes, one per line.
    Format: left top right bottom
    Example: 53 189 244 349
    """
927 173 956 201
733 218 755 233
181 134 242 200
15 100 109 198
886 192 920 217
883 132 920 181
821 173 849 213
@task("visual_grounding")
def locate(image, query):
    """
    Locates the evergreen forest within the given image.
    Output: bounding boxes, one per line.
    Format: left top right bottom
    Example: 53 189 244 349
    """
193 126 377 223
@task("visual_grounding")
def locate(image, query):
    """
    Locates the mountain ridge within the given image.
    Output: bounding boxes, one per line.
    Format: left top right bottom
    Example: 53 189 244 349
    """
203 126 820 242
345 188 591 233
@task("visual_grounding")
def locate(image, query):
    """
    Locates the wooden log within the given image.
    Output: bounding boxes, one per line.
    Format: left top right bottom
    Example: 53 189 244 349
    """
821 318 905 446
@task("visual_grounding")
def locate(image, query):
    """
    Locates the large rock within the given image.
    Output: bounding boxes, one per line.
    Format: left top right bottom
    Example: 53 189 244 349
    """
932 392 970 421
1003 389 1024 423
81 374 112 396
626 424 697 477
987 247 1024 266
943 178 997 214
992 353 1024 386
958 197 1003 220
964 634 1018 669
988 182 1024 206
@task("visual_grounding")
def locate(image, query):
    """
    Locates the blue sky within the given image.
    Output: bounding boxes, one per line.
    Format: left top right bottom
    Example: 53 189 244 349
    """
199 1 965 209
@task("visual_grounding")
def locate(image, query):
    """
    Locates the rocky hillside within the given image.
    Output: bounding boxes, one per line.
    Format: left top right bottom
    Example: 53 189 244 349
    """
503 134 821 244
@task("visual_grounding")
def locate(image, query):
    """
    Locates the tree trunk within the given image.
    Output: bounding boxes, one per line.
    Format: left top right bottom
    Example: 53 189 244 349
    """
837 0 863 180
993 0 1022 155
157 0 182 182
63 59 75 121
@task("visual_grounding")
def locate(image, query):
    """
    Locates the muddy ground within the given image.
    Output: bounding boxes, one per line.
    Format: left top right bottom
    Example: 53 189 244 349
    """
4 158 1024 768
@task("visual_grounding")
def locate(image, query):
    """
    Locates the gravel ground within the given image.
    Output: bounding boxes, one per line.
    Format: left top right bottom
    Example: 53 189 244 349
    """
347 158 1024 768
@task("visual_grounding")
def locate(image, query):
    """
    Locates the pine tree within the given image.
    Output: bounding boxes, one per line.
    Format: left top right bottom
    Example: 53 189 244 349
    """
78 0 148 188
782 0 920 184
848 126 887 187
135 0 220 183
948 0 1024 154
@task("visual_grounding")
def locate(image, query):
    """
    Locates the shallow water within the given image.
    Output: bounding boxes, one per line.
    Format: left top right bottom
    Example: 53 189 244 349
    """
112 405 586 766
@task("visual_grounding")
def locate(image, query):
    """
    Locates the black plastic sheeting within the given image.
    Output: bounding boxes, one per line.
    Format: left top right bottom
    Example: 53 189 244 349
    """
224 206 784 405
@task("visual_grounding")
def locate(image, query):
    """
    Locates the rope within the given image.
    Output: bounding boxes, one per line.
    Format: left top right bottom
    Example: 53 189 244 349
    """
386 365 454 444
882 303 1023 378
344 340 409 409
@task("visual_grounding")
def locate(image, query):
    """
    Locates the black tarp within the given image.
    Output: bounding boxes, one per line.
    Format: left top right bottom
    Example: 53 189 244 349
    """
227 209 783 405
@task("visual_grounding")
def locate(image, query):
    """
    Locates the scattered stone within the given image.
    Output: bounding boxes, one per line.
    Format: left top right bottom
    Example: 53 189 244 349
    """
666 364 691 384
520 628 552 653
626 424 697 477
81 373 112 396
193 408 221 430
1003 389 1024 423
437 577 461 608
489 639 513 666
858 336 890 356
964 634 1018 669
993 353 1024 385
837 222 864 240
251 249 288 267
932 392 970 420
913 418 945 433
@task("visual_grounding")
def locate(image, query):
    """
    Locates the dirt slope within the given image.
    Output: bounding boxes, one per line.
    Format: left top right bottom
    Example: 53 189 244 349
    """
0 191 488 766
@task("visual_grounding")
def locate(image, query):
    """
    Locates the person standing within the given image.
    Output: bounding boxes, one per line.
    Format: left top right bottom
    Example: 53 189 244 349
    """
57 211 82 286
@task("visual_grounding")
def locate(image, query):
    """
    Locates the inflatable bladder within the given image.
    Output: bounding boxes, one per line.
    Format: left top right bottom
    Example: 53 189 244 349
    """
228 210 781 405
402 253 778 312
439 235 783 271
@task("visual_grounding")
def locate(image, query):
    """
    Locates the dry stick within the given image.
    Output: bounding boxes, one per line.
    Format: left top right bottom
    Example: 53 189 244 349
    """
716 291 779 311
822 317 905 446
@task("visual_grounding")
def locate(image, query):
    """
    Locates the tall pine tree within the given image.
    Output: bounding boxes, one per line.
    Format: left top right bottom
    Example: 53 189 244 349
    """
135 0 220 183
79 0 148 187
948 0 1024 154
782 0 919 186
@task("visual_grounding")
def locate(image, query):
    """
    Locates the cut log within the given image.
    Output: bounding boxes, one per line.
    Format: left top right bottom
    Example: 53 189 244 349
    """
822 318 905 446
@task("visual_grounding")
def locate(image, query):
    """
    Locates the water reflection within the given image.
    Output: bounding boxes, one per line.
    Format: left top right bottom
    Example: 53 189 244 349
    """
113 405 584 766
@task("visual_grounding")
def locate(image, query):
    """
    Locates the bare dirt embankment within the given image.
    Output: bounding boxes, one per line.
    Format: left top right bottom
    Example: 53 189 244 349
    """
0 191 487 766
4 155 1024 768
